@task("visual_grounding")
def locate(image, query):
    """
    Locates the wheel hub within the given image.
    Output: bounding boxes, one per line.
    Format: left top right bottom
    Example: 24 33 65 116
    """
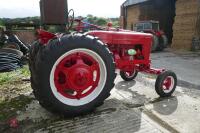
69 66 93 90
163 77 172 90
125 70 135 78
53 52 100 99
162 76 175 93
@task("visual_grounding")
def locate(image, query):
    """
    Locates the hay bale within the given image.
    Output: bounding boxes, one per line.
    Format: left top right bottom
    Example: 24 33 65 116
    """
196 5 200 37
172 0 200 50
123 0 199 50
126 5 140 30
125 0 176 44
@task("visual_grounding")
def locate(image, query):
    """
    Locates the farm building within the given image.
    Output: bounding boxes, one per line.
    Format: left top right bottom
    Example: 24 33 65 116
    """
120 0 200 50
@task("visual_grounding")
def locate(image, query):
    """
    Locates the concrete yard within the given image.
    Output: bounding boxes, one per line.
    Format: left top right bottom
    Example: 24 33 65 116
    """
151 50 200 88
1 50 200 133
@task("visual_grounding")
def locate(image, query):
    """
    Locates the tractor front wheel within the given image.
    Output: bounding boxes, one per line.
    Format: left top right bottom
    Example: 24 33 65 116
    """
120 69 138 81
29 34 116 116
155 70 177 97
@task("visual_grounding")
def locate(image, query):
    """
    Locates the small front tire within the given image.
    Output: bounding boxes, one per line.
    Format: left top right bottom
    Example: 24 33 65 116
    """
155 70 177 97
120 70 138 81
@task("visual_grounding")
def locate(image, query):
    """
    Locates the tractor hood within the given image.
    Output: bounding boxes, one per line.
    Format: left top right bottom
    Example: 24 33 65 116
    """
87 30 152 45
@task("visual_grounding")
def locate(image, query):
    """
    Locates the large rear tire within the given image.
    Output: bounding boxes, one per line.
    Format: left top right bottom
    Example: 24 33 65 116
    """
29 34 116 116
151 35 159 52
157 35 168 51
161 35 168 48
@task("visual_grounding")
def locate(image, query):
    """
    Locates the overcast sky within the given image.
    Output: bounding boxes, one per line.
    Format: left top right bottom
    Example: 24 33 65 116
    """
0 0 125 18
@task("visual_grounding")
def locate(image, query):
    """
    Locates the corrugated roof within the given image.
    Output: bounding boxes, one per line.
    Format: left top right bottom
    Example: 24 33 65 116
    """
123 0 149 7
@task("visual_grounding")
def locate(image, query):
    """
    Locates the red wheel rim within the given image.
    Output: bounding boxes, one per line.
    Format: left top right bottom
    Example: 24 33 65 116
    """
162 76 174 93
124 70 136 78
54 52 100 100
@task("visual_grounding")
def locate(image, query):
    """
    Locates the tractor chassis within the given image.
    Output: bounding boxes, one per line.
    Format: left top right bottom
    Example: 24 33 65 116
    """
30 28 177 116
37 29 165 75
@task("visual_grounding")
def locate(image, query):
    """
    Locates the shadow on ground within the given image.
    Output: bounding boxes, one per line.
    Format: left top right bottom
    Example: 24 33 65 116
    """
115 80 178 114
1 79 179 133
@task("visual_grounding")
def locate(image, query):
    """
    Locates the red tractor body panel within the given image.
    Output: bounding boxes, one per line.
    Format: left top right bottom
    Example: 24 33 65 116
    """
37 29 165 75
31 1 177 116
87 31 152 45
87 30 153 71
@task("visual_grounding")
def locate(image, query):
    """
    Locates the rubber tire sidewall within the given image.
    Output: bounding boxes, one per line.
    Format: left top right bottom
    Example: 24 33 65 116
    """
32 34 115 116
0 48 23 57
155 70 177 97
157 35 168 51
151 35 159 52
161 35 168 48
120 70 138 81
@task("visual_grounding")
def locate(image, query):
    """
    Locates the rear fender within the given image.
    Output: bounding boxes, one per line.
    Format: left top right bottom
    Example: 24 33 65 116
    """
36 29 56 45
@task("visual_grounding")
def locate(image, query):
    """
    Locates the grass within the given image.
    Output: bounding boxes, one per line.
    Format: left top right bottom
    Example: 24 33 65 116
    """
0 95 34 122
0 66 30 85
0 66 32 122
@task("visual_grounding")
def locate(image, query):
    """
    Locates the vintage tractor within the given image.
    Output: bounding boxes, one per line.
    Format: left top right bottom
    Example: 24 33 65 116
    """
135 21 168 52
29 0 177 116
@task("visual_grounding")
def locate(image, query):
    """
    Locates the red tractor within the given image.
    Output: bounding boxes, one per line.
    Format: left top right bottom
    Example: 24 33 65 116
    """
29 0 177 116
135 21 168 52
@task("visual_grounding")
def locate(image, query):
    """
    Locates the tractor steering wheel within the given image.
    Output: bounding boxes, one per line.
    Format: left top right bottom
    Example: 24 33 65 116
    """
67 9 75 31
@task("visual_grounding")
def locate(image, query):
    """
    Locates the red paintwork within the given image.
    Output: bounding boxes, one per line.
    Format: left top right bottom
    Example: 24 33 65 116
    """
37 22 165 78
54 52 100 99
37 29 56 44
162 77 172 90
143 30 164 37
87 30 153 72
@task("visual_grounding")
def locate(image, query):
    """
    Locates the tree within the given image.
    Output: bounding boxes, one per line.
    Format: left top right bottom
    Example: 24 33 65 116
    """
0 19 4 26
96 18 107 26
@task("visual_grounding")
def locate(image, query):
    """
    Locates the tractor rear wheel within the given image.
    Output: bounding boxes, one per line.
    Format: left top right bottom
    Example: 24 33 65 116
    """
161 35 168 48
29 34 116 116
151 35 159 52
157 35 168 51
